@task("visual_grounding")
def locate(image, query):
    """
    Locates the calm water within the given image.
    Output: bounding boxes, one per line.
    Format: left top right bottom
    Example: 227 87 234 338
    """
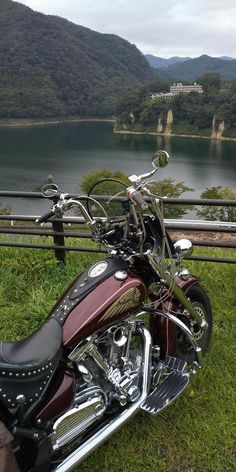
0 121 236 214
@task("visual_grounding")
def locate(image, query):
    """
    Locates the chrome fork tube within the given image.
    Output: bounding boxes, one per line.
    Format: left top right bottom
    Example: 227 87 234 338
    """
146 252 208 331
53 326 152 472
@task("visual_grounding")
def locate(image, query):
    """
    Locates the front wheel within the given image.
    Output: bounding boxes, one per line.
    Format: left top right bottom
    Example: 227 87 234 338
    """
175 283 212 362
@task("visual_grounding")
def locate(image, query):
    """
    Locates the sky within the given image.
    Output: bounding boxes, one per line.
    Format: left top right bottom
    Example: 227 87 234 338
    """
17 0 236 58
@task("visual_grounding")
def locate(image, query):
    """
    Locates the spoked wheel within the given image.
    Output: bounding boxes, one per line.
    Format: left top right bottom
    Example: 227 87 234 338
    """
175 283 212 363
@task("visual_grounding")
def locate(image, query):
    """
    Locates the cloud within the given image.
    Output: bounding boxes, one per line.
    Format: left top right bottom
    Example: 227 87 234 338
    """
17 0 236 57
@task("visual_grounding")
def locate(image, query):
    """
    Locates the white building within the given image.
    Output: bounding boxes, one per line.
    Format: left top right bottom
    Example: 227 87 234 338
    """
170 82 203 94
150 92 174 100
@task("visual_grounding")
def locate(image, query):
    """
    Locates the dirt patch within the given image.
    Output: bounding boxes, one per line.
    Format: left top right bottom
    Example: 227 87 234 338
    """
169 230 236 244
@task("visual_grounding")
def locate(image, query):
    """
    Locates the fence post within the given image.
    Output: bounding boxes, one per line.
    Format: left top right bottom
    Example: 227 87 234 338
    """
52 220 66 264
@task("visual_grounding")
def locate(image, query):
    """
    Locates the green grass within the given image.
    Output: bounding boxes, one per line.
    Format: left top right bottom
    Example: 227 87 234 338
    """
0 242 235 471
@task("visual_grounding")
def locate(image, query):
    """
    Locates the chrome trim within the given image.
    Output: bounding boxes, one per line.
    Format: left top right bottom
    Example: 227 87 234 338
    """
53 326 152 472
144 307 202 366
174 239 193 257
51 397 106 450
145 251 208 331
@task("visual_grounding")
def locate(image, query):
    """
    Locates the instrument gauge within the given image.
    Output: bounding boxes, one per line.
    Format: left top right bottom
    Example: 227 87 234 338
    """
88 261 109 278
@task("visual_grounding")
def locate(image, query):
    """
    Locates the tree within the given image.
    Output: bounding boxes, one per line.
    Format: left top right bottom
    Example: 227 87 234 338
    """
196 186 236 221
81 169 130 218
81 169 129 194
0 203 11 216
81 170 194 219
197 73 222 94
116 86 148 124
139 98 168 126
147 178 194 218
215 104 234 127
194 105 214 129
229 80 236 94
148 79 169 93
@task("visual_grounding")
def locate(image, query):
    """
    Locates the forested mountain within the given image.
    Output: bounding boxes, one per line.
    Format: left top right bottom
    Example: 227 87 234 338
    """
145 55 191 69
0 0 156 119
145 54 236 81
164 55 236 81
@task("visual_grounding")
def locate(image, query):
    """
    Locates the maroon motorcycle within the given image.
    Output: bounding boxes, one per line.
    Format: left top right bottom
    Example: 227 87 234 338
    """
0 151 212 471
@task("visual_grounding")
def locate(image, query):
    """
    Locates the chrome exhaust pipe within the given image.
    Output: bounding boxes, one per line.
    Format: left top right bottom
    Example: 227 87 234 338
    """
53 326 152 472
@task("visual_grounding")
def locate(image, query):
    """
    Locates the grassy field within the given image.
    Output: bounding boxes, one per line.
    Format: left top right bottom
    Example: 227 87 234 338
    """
0 241 235 472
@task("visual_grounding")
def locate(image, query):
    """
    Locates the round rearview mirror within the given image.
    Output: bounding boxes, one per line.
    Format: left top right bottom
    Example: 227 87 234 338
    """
174 239 193 257
152 150 169 169
41 183 58 198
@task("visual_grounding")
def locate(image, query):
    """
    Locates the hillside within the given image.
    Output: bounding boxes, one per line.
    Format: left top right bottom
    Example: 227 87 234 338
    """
165 55 236 81
145 55 191 69
115 78 236 139
0 0 155 119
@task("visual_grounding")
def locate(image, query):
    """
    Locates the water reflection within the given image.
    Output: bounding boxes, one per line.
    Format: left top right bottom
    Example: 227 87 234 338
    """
0 121 235 213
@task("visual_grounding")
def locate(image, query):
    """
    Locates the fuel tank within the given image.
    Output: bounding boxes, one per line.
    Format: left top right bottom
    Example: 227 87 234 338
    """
49 257 146 348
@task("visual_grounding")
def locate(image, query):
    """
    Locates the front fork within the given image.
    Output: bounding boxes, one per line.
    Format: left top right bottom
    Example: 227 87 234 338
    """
146 254 206 366
146 252 208 331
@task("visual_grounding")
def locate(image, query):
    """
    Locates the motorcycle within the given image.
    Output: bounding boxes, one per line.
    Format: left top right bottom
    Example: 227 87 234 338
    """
0 150 212 472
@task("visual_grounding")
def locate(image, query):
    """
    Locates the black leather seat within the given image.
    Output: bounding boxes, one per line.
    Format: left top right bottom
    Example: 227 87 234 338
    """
0 318 62 410
0 318 62 369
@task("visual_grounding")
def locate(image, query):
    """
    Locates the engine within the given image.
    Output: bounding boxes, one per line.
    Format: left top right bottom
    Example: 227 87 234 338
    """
50 321 144 451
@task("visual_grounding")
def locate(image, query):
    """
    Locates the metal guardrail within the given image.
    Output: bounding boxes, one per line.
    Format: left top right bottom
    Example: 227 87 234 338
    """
0 191 235 264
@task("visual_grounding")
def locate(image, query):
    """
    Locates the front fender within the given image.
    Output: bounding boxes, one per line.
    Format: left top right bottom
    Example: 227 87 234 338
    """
149 275 199 358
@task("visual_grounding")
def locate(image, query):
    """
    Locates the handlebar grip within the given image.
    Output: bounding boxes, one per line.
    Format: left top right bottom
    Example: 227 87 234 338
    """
128 190 148 210
36 209 55 224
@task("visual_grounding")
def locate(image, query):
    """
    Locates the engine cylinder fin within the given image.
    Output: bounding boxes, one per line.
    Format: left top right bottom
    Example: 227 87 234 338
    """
51 396 105 450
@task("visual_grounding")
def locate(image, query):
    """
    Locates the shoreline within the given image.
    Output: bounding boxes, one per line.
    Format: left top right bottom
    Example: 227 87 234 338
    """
0 117 115 128
1 118 236 141
114 129 236 142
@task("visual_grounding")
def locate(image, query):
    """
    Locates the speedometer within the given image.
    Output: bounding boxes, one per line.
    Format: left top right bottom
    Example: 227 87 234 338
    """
88 261 109 278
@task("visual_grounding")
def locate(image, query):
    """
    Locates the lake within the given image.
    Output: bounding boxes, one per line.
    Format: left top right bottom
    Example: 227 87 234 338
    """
0 121 236 215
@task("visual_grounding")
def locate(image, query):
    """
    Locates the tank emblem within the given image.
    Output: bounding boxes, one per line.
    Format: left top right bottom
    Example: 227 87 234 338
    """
114 271 128 281
100 288 141 321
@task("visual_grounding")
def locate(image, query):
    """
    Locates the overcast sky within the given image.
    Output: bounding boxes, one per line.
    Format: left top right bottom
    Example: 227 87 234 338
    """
17 0 236 58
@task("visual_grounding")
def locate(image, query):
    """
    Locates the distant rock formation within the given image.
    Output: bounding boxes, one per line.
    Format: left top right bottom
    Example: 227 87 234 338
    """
155 110 227 139
164 109 174 135
211 115 225 139
156 117 164 133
